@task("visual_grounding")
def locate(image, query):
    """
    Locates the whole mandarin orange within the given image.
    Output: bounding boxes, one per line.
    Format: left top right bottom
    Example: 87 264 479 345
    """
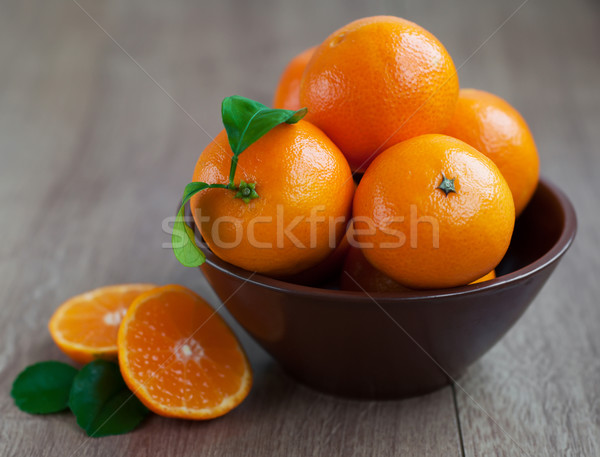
300 16 459 172
191 121 355 277
444 89 540 216
340 246 410 293
340 246 496 292
273 46 316 111
353 134 514 289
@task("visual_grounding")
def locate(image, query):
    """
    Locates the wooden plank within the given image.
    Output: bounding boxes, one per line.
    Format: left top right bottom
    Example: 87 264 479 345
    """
0 0 462 455
452 0 600 455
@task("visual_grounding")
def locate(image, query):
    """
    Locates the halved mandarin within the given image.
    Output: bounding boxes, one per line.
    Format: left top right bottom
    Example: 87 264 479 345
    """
117 285 252 419
49 284 156 364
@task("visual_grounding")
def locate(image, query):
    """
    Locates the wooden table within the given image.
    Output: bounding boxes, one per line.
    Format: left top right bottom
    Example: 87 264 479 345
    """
1 0 598 455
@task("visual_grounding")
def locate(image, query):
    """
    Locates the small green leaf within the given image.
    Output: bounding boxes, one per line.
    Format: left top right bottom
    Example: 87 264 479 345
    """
11 361 78 414
69 360 149 437
182 181 213 204
221 95 307 155
172 182 211 267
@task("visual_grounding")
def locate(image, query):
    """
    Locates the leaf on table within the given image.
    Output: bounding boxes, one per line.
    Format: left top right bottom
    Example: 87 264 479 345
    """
11 361 78 414
69 360 149 437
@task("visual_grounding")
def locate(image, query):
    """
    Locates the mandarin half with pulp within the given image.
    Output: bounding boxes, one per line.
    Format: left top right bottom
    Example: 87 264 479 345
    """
118 285 251 419
49 284 156 364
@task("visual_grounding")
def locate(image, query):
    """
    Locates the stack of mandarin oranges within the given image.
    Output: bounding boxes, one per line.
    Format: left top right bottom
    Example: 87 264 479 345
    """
33 16 540 426
196 15 538 291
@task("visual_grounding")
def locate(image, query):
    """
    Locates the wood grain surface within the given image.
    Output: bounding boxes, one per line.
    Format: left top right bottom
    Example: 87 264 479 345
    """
0 0 597 456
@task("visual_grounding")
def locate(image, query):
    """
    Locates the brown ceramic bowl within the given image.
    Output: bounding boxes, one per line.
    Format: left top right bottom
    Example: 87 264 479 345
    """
193 177 576 398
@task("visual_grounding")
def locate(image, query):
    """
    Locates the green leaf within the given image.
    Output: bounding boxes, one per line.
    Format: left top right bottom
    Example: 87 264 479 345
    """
173 206 206 267
221 95 307 155
182 181 213 204
11 361 78 414
69 360 149 437
172 182 213 267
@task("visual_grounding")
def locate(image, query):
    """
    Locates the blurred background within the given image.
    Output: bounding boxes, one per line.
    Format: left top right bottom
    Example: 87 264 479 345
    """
1 0 599 455
2 0 595 280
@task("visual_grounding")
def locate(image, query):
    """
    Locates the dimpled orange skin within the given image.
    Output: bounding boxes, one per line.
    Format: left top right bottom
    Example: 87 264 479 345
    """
273 46 316 110
339 246 496 292
353 134 515 289
191 121 355 277
444 89 540 216
300 16 459 172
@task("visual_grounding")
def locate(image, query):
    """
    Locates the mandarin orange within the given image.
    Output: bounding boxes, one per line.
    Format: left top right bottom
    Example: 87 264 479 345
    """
340 246 496 292
300 16 459 171
273 46 316 110
48 284 156 364
340 246 409 293
444 89 540 216
280 224 351 285
472 269 497 284
190 120 354 277
353 134 514 289
118 285 251 419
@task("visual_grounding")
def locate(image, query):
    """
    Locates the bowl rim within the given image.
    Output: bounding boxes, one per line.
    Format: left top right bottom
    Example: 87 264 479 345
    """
194 177 577 301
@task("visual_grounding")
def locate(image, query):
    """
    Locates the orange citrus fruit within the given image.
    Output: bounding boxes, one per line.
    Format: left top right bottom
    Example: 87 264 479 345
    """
118 285 252 420
300 15 459 171
340 246 409 293
281 219 352 286
280 232 349 285
48 284 156 364
191 120 354 277
444 88 540 216
472 269 496 284
273 46 316 110
340 246 496 292
353 134 515 289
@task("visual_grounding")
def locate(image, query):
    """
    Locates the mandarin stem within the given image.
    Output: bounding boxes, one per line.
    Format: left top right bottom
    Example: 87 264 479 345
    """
228 155 239 189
